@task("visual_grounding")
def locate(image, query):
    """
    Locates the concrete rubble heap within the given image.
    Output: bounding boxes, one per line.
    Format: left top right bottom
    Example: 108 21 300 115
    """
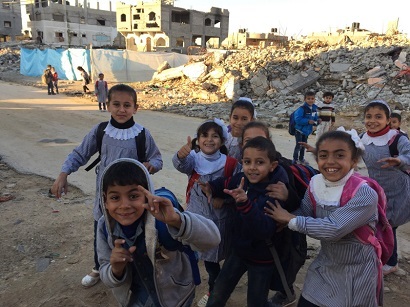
141 34 410 127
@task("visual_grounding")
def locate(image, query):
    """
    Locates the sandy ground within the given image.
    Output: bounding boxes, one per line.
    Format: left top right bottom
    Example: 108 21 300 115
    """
1 80 410 306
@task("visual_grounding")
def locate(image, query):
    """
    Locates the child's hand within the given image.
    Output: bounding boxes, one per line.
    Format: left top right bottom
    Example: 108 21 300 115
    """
265 181 288 201
138 186 182 228
197 180 212 204
264 200 295 224
299 142 316 154
177 136 192 159
308 120 315 125
110 239 136 279
50 172 68 199
378 157 401 168
143 162 156 174
223 177 248 203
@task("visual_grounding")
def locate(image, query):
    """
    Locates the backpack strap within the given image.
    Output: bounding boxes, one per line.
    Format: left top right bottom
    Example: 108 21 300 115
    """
186 171 200 204
85 121 109 171
388 132 402 157
136 128 146 162
224 156 238 177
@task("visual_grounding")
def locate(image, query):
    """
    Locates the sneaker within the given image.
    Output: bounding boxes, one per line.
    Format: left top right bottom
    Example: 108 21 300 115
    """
269 291 296 307
197 293 209 307
81 269 100 288
383 264 398 276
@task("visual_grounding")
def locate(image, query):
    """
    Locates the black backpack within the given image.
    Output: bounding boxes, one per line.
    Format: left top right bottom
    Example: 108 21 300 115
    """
85 121 146 171
288 105 310 136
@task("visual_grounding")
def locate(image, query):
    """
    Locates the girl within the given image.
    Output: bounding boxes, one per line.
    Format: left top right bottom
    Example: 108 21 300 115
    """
95 72 108 111
265 130 381 306
77 66 90 93
361 100 410 275
225 97 256 160
172 119 241 307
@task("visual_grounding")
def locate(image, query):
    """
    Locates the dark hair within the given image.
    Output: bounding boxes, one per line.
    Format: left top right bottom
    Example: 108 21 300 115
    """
304 91 316 99
230 98 255 118
192 121 227 154
364 101 390 119
242 136 277 162
102 161 148 193
315 131 363 161
108 84 137 106
77 66 84 71
323 91 334 98
241 121 271 143
391 112 402 122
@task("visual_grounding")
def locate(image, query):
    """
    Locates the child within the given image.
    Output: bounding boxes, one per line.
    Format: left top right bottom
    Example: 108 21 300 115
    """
292 91 320 165
77 66 90 93
361 100 410 275
42 65 55 95
51 66 59 94
95 72 108 112
200 137 290 307
390 112 408 138
315 91 335 141
97 158 221 307
265 130 381 306
50 84 163 288
172 119 241 307
225 97 256 160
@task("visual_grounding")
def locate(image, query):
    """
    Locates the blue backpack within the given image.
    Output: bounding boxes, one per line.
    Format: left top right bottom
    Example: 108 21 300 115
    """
288 105 309 136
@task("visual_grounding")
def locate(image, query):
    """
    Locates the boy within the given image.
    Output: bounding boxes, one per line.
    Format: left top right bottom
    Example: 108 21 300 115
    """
95 72 108 112
293 91 320 165
50 84 163 288
315 91 336 141
51 66 59 94
97 158 221 307
390 112 408 138
199 137 290 307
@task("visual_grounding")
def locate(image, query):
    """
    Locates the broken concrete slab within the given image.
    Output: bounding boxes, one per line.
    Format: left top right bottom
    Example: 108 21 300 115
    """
329 63 351 72
280 70 320 94
152 66 184 82
182 62 208 82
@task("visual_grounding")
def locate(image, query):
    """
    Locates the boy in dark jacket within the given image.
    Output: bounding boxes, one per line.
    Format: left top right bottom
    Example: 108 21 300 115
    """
199 137 289 307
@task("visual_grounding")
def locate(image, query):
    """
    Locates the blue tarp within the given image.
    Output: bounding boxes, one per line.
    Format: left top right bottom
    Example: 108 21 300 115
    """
20 48 91 81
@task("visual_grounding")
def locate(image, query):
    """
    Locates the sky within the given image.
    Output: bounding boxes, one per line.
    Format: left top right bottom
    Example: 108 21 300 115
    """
106 0 409 38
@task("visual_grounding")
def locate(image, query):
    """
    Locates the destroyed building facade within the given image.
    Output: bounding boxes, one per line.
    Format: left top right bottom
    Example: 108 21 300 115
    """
0 1 22 42
116 0 229 53
222 29 288 49
23 0 122 47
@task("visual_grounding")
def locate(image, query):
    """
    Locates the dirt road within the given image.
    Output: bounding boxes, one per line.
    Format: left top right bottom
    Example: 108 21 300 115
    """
1 80 410 306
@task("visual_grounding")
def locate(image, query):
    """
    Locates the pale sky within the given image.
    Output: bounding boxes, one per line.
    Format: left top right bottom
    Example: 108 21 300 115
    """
94 0 409 37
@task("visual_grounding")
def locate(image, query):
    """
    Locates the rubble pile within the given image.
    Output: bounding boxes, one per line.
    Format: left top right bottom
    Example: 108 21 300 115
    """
0 47 20 73
140 34 410 128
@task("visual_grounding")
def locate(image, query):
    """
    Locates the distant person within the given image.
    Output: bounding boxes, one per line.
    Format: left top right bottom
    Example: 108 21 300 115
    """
315 91 335 141
95 72 108 112
50 84 163 288
42 64 55 95
51 66 59 94
292 91 320 165
77 66 90 93
390 112 408 138
97 158 221 307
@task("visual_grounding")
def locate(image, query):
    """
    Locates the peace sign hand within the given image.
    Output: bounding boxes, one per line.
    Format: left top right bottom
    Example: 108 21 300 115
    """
223 177 248 203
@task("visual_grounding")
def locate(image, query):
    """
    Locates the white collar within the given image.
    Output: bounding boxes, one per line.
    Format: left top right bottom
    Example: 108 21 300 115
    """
310 169 354 207
104 121 144 140
191 150 227 175
361 129 398 146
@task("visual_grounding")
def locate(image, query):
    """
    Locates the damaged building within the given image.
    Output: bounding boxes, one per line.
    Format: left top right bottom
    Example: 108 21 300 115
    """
116 0 229 53
222 28 288 49
0 1 22 42
24 0 122 47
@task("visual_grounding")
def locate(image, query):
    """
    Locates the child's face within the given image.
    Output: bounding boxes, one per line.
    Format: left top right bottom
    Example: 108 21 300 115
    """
198 128 222 155
323 96 333 104
242 127 269 146
364 106 390 133
242 148 277 183
305 95 316 106
390 117 401 130
107 92 137 123
230 107 253 137
317 139 357 182
104 184 146 226
99 74 104 80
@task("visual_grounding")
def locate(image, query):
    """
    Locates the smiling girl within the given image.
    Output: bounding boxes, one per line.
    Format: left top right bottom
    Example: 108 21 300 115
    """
172 119 241 306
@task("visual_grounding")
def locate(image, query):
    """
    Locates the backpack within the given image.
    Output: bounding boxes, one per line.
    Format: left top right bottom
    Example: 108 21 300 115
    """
85 121 146 171
309 173 394 305
153 187 201 285
185 156 238 204
288 105 309 136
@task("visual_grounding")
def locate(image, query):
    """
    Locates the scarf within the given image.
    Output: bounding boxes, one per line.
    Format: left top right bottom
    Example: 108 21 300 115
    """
367 125 390 137
105 116 144 140
192 150 227 175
